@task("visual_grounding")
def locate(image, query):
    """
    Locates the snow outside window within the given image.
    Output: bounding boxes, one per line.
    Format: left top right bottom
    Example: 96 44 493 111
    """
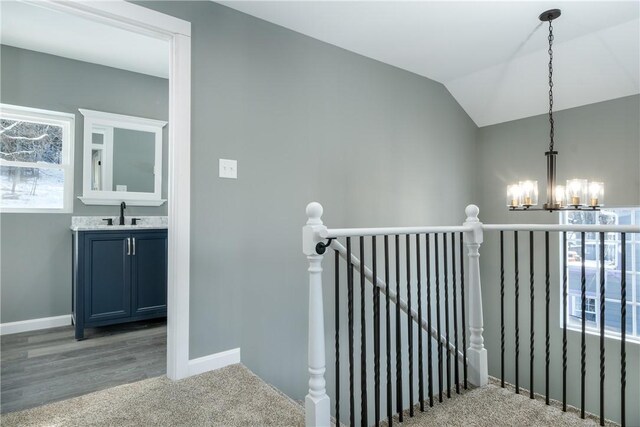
1 104 74 213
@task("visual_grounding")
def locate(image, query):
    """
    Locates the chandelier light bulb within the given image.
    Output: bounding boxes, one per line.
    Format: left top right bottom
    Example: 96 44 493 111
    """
567 179 588 206
589 181 604 207
507 184 522 207
519 180 538 207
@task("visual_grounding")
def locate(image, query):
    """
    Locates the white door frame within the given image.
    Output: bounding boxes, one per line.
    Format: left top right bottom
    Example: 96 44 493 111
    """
24 0 192 380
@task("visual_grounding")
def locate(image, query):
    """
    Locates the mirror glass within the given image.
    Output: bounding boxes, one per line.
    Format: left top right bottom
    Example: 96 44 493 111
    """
112 129 155 193
89 128 155 193
80 109 166 205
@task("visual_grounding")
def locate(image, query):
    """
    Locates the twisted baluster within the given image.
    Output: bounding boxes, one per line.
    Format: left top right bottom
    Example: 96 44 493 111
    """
620 233 626 427
514 231 520 394
545 231 550 405
500 231 505 387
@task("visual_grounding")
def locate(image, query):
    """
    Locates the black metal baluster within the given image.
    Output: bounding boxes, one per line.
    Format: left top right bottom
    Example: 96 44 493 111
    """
529 231 535 399
360 237 368 427
406 235 414 417
545 231 550 406
514 231 520 394
580 232 586 419
500 231 505 388
451 233 460 394
562 232 567 412
373 237 380 427
335 250 341 425
384 236 393 427
444 235 451 399
347 237 355 427
599 232 605 426
416 234 424 412
426 234 434 406
435 233 443 402
460 232 467 390
395 235 403 421
620 233 626 427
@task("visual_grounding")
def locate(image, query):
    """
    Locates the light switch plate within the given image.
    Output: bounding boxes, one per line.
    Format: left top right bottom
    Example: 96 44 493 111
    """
219 158 237 179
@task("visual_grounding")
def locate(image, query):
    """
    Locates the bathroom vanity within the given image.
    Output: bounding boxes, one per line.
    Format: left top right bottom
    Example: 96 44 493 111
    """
71 217 167 340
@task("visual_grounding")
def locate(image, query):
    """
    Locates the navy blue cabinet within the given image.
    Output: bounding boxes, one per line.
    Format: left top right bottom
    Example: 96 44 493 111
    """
131 233 168 316
72 229 167 340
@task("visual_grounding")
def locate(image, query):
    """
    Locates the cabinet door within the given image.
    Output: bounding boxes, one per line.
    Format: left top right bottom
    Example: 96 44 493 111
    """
131 231 167 315
84 232 131 322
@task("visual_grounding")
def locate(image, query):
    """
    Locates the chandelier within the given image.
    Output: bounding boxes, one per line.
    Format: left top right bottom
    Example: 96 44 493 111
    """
507 9 604 212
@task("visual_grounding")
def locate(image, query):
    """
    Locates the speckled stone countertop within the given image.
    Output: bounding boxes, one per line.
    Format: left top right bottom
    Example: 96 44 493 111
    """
70 216 168 231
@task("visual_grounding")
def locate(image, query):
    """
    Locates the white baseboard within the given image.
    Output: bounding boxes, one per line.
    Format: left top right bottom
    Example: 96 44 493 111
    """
187 347 241 377
0 314 72 335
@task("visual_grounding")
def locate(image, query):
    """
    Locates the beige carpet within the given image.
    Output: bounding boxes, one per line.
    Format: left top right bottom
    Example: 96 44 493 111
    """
2 365 617 427
382 379 616 427
1 364 304 427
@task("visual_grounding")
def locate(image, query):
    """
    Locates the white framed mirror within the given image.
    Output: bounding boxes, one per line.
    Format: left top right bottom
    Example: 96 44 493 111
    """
79 109 166 206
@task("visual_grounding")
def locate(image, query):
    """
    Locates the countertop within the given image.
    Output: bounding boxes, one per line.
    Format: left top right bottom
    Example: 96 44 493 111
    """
70 216 168 231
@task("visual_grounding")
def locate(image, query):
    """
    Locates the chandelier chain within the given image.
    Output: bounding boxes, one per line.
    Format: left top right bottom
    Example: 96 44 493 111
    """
548 20 555 152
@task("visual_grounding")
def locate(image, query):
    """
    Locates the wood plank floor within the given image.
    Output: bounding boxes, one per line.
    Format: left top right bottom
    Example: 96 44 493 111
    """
1 318 166 414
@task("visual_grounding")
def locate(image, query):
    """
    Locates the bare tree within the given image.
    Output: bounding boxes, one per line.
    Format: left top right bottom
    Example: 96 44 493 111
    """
1 119 62 196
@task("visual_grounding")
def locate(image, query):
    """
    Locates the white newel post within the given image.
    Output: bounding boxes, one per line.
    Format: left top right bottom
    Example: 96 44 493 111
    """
302 202 330 427
463 204 488 387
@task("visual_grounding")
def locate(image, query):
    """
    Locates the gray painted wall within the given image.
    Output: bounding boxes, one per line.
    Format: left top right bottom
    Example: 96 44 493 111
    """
0 45 168 323
476 95 640 425
139 0 477 407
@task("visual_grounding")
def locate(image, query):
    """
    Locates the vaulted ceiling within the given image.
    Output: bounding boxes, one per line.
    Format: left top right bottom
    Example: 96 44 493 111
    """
219 1 640 127
2 1 637 127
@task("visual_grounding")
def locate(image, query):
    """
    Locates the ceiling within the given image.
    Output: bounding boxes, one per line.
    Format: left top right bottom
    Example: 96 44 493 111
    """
219 1 640 127
2 1 636 125
0 1 169 78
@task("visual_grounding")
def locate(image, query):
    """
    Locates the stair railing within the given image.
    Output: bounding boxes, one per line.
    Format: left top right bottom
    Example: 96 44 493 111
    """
304 203 638 427
329 239 466 364
484 222 639 427
302 203 487 427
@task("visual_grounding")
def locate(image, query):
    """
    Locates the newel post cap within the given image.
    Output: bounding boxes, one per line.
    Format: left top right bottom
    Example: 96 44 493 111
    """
465 204 480 223
306 202 323 225
463 204 483 245
303 202 326 255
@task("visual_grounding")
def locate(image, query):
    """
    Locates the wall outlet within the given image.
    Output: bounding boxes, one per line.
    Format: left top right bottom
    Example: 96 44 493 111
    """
219 159 237 179
116 185 127 191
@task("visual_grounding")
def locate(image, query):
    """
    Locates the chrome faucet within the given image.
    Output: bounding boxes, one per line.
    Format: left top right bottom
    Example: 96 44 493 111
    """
119 201 127 225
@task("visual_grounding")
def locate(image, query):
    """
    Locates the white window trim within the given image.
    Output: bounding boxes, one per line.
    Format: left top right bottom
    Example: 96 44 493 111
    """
559 208 640 345
0 103 75 214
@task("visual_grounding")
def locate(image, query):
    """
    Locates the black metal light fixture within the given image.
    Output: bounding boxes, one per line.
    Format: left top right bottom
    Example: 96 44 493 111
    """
507 9 604 212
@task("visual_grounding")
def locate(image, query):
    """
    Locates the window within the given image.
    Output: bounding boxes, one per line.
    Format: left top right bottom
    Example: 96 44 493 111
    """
571 296 596 322
0 104 74 213
561 208 640 343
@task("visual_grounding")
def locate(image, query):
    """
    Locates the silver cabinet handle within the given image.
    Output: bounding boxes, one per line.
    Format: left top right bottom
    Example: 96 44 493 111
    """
132 237 136 255
127 237 131 255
